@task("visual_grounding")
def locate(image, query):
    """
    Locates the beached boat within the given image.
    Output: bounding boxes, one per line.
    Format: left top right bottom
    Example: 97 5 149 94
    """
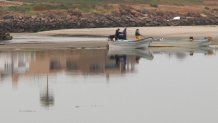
150 38 211 47
108 37 153 49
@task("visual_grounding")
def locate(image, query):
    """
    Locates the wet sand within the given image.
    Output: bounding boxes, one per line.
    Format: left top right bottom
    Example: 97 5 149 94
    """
4 26 218 50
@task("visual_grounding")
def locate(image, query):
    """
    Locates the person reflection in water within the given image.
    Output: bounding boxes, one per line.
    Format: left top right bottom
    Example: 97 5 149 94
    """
136 57 140 64
190 52 194 56
110 55 127 71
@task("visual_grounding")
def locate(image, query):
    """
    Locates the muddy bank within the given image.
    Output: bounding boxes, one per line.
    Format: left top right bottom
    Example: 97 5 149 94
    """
1 6 218 33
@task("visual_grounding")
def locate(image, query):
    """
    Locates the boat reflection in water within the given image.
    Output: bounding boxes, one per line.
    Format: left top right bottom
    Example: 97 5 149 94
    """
107 48 153 76
150 47 214 60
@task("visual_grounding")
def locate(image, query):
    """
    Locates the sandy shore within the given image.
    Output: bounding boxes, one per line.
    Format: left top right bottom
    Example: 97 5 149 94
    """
39 26 218 39
39 25 218 45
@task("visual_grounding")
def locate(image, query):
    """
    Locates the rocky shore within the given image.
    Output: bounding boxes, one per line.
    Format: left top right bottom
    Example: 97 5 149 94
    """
1 7 218 33
0 32 13 40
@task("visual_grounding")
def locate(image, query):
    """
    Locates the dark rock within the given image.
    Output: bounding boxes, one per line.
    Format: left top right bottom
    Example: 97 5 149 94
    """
0 8 217 32
3 15 14 20
0 32 13 41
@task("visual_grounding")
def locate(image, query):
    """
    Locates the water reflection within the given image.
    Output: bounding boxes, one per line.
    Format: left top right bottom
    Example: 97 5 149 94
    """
150 47 214 60
0 51 35 87
0 49 150 80
0 47 214 81
0 47 215 110
40 75 54 108
107 48 153 75
32 49 142 76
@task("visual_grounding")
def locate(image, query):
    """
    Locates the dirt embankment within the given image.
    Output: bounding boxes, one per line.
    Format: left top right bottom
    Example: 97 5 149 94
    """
203 0 218 5
0 4 218 32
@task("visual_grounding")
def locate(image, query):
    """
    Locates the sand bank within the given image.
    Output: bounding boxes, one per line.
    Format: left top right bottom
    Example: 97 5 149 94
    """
39 26 218 39
39 26 218 45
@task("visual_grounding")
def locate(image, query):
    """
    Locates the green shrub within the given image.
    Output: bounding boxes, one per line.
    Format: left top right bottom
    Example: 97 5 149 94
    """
205 6 210 10
7 5 32 13
150 0 158 8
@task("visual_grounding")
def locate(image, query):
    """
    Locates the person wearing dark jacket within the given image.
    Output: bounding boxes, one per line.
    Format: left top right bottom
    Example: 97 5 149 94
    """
115 28 120 40
123 28 127 40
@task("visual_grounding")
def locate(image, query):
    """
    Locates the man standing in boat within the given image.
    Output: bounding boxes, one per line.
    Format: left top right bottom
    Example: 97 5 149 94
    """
135 29 142 41
123 28 127 40
115 28 120 41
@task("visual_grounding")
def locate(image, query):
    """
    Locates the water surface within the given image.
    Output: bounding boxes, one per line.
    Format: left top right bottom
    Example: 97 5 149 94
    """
0 47 217 123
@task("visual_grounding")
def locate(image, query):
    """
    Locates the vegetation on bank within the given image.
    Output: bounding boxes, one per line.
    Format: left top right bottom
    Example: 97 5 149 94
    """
0 0 204 15
7 0 202 4
5 0 203 11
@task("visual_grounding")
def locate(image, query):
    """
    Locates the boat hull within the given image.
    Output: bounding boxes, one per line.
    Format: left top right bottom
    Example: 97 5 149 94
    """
108 38 152 49
150 39 211 47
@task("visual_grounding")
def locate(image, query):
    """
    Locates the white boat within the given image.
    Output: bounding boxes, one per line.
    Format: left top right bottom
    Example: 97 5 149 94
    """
150 38 211 47
108 37 153 49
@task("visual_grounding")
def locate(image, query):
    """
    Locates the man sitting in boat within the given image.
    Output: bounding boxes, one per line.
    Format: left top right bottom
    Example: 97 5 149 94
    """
135 29 142 41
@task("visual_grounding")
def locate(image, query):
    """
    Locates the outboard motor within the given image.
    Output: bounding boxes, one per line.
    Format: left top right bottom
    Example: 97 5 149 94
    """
118 33 124 40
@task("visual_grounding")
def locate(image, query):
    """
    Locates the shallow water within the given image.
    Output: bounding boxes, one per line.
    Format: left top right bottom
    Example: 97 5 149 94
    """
0 47 218 123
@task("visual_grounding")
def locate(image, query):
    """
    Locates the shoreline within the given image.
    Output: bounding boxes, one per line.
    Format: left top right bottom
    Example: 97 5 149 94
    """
38 25 218 37
0 26 216 50
38 26 218 43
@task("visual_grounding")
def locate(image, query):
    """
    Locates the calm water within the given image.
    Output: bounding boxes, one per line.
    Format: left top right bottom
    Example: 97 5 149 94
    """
0 47 218 123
